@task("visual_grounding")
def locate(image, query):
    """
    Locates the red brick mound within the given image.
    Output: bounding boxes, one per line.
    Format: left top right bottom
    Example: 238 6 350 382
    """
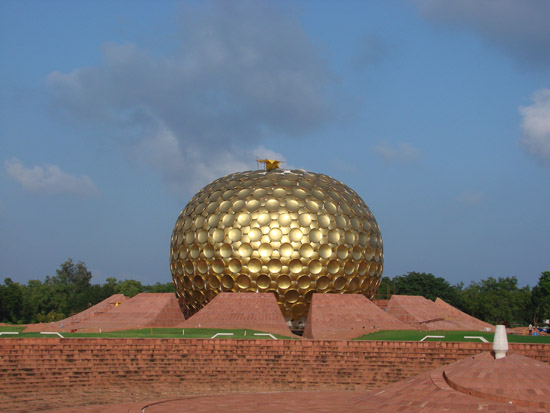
72 293 185 332
372 298 390 310
351 351 550 411
434 297 495 329
385 295 494 331
443 352 549 409
303 293 411 340
177 292 294 337
24 294 128 333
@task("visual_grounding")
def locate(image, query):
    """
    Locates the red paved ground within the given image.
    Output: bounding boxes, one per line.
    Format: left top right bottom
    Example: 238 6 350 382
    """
177 292 295 337
385 295 494 330
44 392 366 413
303 293 410 340
48 352 549 412
24 294 128 333
70 293 185 332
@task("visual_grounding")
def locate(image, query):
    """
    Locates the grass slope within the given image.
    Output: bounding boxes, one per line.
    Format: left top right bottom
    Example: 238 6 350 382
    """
0 325 26 333
1 326 548 343
0 326 293 340
354 329 550 343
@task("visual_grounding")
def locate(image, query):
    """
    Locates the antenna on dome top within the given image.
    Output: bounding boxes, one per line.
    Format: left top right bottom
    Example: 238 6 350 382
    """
257 159 283 171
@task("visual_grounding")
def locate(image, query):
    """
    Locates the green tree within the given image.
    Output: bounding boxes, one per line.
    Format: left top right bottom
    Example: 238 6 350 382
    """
2 259 178 323
373 276 391 299
143 281 176 294
103 277 118 296
391 272 459 306
531 271 550 325
0 278 24 323
54 259 92 295
21 279 49 323
30 259 95 320
35 310 66 323
115 279 143 297
459 276 531 325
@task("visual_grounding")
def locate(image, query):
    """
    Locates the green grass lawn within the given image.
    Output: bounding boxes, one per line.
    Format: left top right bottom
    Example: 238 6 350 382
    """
2 326 548 343
354 329 550 343
0 325 26 333
0 326 293 340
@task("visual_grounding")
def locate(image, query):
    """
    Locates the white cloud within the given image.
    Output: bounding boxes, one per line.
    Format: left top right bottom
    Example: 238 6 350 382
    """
373 140 421 163
456 189 484 206
46 1 333 196
4 158 99 196
519 89 550 163
414 0 550 67
133 125 287 194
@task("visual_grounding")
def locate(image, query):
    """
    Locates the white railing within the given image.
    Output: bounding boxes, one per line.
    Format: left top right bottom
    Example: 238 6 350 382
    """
420 335 444 342
253 333 278 340
40 332 64 338
210 333 234 339
464 336 489 343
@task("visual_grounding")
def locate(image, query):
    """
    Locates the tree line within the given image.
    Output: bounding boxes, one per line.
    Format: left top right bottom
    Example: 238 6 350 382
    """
375 271 550 326
0 259 174 324
1 259 549 326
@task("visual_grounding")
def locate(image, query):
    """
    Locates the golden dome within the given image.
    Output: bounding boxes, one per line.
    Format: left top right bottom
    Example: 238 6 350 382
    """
170 168 383 329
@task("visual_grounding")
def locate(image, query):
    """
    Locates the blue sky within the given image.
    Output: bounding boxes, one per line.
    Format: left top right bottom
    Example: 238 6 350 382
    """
1 0 549 288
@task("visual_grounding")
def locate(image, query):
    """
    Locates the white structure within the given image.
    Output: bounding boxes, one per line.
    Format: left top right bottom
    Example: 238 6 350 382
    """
492 325 508 359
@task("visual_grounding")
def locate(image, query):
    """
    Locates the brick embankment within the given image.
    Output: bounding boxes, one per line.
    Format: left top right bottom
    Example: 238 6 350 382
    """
0 338 548 412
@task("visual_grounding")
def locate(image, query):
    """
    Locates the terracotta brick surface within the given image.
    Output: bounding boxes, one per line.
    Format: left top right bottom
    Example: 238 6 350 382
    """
443 352 549 409
1 338 548 411
67 293 185 332
23 294 128 333
47 352 550 412
372 299 390 310
349 351 550 412
434 297 495 330
303 294 411 340
178 292 296 338
386 295 495 331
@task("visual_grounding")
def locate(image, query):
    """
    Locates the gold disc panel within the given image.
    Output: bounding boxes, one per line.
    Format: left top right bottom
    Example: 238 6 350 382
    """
170 169 383 326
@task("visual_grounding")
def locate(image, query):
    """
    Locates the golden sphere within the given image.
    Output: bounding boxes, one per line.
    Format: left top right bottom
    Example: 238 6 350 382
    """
170 169 383 328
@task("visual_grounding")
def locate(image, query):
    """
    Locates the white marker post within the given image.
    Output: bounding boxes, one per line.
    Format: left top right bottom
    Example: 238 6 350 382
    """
493 325 508 359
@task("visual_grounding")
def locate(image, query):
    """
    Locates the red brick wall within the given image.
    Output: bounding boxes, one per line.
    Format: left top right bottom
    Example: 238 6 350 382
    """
0 338 548 411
